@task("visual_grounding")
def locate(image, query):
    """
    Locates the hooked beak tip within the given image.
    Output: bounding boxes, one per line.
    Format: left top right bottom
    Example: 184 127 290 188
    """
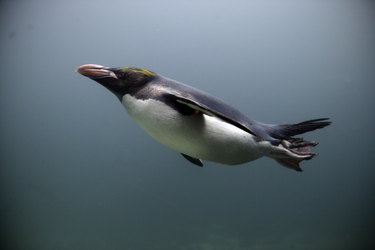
76 64 117 79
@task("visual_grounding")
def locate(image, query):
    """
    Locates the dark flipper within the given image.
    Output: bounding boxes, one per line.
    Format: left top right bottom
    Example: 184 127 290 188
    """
162 92 257 136
181 153 203 167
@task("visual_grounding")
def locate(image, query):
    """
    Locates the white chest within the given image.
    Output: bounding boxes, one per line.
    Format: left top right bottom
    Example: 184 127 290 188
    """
122 94 265 165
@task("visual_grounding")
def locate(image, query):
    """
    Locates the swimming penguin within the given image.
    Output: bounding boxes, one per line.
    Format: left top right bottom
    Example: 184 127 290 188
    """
76 64 330 172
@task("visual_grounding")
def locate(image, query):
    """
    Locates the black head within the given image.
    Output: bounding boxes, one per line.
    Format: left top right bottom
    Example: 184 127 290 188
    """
76 64 156 101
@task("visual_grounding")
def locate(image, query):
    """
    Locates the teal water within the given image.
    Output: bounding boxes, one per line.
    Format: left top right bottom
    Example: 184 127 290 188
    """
1 0 374 249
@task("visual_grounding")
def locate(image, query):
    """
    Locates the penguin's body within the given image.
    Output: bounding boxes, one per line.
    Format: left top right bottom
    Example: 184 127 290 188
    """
76 64 330 171
123 94 264 165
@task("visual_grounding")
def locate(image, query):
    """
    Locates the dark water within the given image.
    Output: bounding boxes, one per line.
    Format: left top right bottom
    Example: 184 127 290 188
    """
1 0 374 249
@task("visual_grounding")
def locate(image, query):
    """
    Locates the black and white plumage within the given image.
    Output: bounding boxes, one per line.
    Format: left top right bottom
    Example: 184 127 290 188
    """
76 64 330 172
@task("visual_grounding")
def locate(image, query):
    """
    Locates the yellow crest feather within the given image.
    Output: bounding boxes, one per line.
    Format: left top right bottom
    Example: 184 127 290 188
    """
125 67 155 77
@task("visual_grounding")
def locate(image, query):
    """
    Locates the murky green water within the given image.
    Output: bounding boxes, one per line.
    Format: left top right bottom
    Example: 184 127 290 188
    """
1 0 374 249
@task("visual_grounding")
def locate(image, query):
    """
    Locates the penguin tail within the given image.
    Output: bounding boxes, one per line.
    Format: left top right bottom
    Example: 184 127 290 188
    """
268 118 331 139
266 118 331 171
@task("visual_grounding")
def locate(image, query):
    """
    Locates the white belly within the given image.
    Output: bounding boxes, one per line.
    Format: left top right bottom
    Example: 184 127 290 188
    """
122 95 265 165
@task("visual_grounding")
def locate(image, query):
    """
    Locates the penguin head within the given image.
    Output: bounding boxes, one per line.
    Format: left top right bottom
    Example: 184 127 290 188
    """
76 64 156 101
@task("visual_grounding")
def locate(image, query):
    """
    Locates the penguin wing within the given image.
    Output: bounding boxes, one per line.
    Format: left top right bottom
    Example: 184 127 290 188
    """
163 90 258 137
181 153 204 167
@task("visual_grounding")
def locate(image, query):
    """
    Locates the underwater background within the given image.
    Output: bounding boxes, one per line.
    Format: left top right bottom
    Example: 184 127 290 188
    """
1 0 374 249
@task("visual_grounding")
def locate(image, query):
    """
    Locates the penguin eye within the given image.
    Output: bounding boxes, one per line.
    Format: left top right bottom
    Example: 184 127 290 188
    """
121 71 138 81
111 67 155 83
115 71 127 79
127 69 155 82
